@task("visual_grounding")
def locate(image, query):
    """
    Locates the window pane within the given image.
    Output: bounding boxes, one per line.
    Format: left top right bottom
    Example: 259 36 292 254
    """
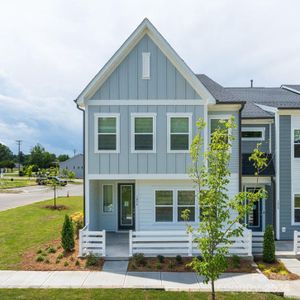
295 145 300 158
178 191 195 205
295 130 300 144
98 117 116 133
295 209 300 223
171 118 188 133
135 117 153 133
103 185 113 212
295 196 300 208
135 135 153 150
156 207 173 222
242 131 262 138
211 119 228 133
178 207 195 222
171 134 189 150
155 191 173 205
98 135 116 150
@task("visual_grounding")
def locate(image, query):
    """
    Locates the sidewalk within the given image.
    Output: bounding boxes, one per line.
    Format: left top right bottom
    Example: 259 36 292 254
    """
0 270 284 294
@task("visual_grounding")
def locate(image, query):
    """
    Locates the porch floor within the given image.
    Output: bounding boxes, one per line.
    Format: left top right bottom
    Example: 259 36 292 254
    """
106 232 129 259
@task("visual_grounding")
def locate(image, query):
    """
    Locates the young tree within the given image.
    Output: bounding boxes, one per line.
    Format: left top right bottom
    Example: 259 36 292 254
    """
61 215 75 252
58 154 69 162
185 118 267 300
47 167 60 208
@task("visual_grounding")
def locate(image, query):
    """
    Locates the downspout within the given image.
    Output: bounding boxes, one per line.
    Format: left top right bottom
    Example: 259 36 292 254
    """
238 104 245 192
271 176 276 232
75 101 86 226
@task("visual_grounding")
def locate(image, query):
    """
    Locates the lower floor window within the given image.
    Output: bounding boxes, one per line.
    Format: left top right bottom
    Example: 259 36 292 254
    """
155 189 196 222
294 195 300 223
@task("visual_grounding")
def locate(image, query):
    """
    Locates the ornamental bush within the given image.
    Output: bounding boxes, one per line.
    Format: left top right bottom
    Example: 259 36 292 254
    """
263 224 275 263
61 215 75 252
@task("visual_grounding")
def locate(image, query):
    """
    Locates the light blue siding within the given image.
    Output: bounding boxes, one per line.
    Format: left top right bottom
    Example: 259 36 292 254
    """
88 105 205 174
89 35 200 100
241 124 271 154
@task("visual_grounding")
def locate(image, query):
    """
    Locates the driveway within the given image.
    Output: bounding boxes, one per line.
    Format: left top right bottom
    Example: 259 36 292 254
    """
0 184 83 211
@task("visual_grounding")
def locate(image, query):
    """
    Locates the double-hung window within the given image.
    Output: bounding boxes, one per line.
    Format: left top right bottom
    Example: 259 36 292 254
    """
294 195 300 224
210 116 231 147
155 191 173 222
167 114 192 152
177 190 195 222
131 113 156 152
103 184 113 213
95 113 119 153
294 129 300 158
242 127 265 141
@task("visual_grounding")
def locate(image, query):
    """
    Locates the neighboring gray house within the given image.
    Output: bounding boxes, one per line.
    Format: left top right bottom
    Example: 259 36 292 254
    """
59 154 83 178
75 19 300 258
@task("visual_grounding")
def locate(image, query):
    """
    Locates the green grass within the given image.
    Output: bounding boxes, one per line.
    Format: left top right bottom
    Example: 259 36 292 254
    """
0 178 37 189
0 290 287 300
0 196 82 269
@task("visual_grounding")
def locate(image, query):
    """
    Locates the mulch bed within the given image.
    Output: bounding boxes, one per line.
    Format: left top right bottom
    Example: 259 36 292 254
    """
21 239 103 271
128 257 257 273
255 260 300 280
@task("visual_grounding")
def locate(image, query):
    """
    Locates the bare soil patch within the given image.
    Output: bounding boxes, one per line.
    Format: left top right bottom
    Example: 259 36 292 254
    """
21 239 103 271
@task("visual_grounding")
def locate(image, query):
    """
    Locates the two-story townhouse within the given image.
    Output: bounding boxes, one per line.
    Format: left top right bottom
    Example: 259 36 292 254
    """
75 19 244 257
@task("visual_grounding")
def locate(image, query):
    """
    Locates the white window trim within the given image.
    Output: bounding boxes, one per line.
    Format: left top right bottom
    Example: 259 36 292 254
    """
142 52 151 79
208 114 232 153
167 113 192 153
292 194 300 225
153 188 197 224
102 184 114 214
241 127 265 141
94 113 120 153
131 113 157 153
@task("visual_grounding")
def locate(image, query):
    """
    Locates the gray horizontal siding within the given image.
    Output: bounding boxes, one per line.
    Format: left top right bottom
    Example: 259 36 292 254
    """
88 105 204 174
89 35 200 100
241 124 271 154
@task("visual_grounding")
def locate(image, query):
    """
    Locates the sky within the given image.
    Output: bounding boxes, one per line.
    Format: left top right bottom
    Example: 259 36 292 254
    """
0 0 299 155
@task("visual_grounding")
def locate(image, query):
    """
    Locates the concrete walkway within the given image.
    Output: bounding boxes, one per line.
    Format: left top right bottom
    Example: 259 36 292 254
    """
0 270 284 293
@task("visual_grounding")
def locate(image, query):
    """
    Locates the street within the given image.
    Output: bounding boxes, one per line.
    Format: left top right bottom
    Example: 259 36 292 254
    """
0 184 83 211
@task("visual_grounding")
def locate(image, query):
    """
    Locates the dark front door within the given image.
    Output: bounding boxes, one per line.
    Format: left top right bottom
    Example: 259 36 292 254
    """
246 187 263 232
118 183 135 230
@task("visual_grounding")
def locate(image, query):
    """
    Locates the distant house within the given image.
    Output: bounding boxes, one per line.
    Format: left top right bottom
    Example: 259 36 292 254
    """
59 154 83 178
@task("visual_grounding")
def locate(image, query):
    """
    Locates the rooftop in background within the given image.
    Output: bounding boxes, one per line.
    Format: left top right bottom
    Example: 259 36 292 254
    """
281 85 300 95
242 153 275 176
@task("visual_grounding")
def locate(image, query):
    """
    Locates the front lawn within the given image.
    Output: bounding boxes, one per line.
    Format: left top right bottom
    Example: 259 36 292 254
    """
0 178 36 189
0 196 82 269
0 289 287 300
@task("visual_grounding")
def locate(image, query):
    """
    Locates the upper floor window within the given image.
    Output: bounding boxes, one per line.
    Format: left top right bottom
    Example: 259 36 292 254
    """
294 129 300 158
242 127 265 141
95 113 120 153
131 113 156 153
209 116 231 146
167 114 192 152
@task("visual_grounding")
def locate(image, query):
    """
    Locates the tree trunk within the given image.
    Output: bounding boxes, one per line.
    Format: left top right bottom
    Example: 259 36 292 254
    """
211 280 216 300
54 185 57 208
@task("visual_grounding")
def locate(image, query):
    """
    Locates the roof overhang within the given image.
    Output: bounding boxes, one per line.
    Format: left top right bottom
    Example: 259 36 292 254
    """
75 18 216 108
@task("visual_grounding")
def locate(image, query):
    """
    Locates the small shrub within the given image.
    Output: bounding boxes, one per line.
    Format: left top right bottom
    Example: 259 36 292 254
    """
175 255 183 264
132 253 146 266
41 251 48 257
70 256 75 262
231 255 241 269
257 263 266 271
157 255 165 263
196 255 203 262
270 266 278 273
36 255 44 262
168 261 175 270
85 254 99 267
75 260 80 266
279 270 289 276
64 261 69 267
156 262 162 270
47 247 56 254
44 258 50 264
70 211 84 239
131 263 137 270
36 249 42 254
61 215 75 252
57 253 64 259
263 225 275 263
146 263 152 269
55 259 60 264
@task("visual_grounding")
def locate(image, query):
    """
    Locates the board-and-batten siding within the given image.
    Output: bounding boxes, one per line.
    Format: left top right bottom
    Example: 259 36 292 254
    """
241 124 271 154
88 35 200 100
135 176 239 231
88 104 204 174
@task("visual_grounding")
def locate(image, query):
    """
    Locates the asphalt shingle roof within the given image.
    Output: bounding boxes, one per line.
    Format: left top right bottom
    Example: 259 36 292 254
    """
282 85 300 94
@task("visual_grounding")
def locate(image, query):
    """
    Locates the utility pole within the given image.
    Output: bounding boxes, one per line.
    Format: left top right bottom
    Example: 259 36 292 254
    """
16 140 22 176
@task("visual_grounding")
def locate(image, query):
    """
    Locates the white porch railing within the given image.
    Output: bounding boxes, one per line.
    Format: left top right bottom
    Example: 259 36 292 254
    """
252 231 264 255
294 230 300 255
79 225 106 257
129 229 252 257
